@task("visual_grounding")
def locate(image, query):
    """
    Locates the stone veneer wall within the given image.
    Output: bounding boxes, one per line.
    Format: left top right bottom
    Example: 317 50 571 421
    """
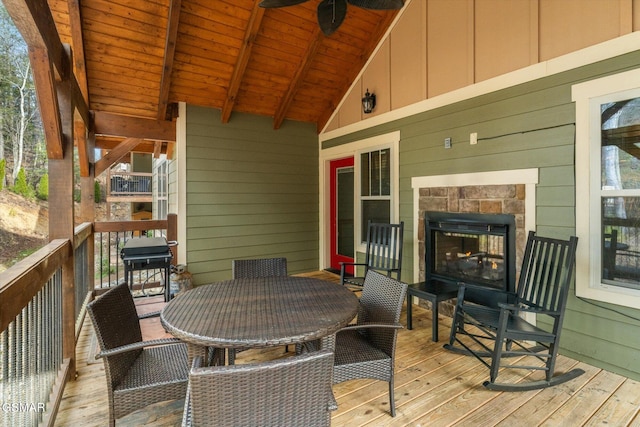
416 184 527 318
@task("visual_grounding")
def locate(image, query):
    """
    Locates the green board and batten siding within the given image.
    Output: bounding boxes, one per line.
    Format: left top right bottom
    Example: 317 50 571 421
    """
184 105 319 284
323 51 640 380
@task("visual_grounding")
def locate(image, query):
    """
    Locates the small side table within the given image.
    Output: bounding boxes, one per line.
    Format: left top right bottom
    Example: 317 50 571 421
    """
406 280 459 342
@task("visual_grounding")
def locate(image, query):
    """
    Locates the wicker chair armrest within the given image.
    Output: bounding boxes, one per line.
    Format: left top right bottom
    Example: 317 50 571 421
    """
340 321 403 332
96 338 183 359
138 310 161 319
328 392 338 412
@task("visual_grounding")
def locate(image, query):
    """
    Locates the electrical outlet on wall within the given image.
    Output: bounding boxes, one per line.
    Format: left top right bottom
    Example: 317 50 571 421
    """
444 137 452 149
470 132 478 145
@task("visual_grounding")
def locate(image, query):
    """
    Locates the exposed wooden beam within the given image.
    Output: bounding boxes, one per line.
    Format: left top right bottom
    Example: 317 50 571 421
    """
274 26 323 130
316 11 398 131
29 47 64 159
165 141 175 160
95 136 164 154
67 0 89 103
158 0 182 121
93 111 176 142
220 1 265 123
75 119 90 177
94 138 145 177
153 141 163 158
4 0 90 136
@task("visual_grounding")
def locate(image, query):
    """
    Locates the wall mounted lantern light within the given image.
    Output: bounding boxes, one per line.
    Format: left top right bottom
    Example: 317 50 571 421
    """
362 89 376 114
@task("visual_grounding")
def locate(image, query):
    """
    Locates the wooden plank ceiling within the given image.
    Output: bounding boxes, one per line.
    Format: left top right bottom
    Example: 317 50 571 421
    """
46 0 402 158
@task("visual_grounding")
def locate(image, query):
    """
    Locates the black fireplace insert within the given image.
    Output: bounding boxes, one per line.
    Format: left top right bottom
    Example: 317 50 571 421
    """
425 211 516 306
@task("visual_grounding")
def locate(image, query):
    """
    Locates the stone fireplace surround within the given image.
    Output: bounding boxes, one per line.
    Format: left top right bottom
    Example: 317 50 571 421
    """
411 169 538 319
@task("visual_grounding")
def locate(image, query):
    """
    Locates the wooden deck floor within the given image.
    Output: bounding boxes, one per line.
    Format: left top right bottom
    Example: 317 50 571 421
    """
56 272 640 426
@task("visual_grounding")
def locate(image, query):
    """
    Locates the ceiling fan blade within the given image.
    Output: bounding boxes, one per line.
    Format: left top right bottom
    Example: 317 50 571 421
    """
259 0 310 8
347 0 404 10
317 0 348 36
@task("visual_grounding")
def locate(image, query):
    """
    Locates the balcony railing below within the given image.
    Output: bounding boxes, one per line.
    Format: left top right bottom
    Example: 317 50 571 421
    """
106 171 153 203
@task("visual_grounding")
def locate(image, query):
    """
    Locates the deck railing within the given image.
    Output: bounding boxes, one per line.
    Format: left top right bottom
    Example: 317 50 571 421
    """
74 223 93 333
0 240 72 427
0 214 177 426
93 214 177 294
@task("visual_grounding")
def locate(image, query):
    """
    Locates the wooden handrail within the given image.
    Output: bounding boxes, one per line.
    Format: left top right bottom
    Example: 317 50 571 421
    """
94 219 169 233
74 222 93 250
0 239 70 334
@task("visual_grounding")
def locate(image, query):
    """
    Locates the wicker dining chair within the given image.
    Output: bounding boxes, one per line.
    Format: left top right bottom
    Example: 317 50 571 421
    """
182 350 336 427
333 270 408 417
86 283 189 427
232 257 288 278
229 257 289 364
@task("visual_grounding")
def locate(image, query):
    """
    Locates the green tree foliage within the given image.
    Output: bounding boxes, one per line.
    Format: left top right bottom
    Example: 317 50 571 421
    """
36 173 48 200
0 4 46 190
12 167 33 198
94 180 101 203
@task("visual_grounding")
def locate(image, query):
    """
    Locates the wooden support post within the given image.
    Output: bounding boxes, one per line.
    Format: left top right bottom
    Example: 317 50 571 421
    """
80 166 95 298
48 44 76 379
79 125 95 297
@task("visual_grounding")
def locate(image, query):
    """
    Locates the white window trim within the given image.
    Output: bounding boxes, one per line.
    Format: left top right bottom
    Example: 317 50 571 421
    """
355 145 395 253
318 131 400 268
572 69 640 309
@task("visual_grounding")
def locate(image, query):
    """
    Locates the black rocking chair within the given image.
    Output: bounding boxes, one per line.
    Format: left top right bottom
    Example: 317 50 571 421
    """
340 221 404 291
444 231 584 391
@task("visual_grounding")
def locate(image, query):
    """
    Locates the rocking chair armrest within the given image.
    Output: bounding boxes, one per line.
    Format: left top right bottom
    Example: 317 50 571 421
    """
340 321 403 332
96 338 183 359
340 262 369 282
498 303 559 316
340 262 367 270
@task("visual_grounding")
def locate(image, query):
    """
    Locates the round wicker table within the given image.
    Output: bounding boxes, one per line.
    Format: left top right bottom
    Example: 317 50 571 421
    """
160 276 359 363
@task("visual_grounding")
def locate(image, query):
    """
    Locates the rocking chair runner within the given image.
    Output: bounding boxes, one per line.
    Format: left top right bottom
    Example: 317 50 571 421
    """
340 221 404 291
444 231 584 391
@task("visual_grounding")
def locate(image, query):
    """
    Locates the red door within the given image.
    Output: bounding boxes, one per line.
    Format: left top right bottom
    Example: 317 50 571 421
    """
330 157 355 273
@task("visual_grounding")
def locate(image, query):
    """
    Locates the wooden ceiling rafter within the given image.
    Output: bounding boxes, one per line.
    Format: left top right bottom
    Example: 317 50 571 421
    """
67 0 92 176
158 0 183 121
273 26 323 130
220 1 266 123
66 0 89 103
